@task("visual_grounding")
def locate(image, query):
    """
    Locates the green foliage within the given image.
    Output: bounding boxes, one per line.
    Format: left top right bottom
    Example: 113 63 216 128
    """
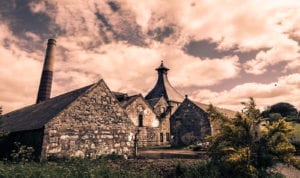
98 152 126 160
182 161 220 178
263 102 298 121
0 160 146 178
0 159 208 178
208 104 231 123
283 122 300 155
268 113 283 123
10 142 35 162
181 161 284 178
175 161 185 177
208 97 296 177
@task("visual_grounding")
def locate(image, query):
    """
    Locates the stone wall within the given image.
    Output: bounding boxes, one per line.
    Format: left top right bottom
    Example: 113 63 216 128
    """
152 97 169 116
152 97 174 145
124 96 159 128
123 96 160 147
159 116 171 144
41 80 135 159
170 99 211 146
137 127 160 147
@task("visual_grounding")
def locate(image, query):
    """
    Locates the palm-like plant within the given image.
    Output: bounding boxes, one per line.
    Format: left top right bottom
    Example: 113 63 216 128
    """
207 98 296 177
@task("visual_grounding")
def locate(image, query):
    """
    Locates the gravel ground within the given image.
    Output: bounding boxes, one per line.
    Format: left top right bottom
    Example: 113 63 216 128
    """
274 163 300 178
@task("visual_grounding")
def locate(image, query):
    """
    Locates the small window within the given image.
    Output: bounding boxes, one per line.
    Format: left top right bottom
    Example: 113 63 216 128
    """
166 133 170 142
138 114 143 127
160 107 166 114
160 133 164 142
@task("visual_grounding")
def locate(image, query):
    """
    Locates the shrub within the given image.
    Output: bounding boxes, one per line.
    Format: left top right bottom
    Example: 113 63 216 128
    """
10 142 35 162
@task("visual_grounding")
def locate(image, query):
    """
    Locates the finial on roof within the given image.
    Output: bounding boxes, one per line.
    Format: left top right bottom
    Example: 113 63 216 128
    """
156 60 169 73
185 95 188 99
159 60 165 68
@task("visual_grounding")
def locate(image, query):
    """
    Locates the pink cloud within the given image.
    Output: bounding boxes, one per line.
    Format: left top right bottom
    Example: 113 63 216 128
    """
244 38 299 75
24 32 41 42
1 0 300 114
0 23 43 113
191 74 300 111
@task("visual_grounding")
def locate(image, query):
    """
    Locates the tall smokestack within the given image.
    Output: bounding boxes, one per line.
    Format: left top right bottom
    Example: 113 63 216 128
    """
36 39 56 103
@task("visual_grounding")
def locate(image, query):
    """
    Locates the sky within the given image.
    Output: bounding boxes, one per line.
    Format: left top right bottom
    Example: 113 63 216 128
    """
0 0 300 114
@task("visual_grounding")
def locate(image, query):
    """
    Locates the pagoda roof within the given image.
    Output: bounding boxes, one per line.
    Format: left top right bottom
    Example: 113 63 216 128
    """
145 61 184 102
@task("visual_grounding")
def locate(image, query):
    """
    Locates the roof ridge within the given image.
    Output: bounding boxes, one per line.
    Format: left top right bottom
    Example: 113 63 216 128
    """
1 82 96 132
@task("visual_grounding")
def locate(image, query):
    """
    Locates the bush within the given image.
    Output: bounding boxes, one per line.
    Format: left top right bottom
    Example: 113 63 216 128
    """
182 161 220 178
0 159 147 177
98 152 126 160
10 142 35 162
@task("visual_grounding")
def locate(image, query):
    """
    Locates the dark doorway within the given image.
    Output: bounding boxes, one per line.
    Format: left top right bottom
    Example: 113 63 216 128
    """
138 114 143 127
166 133 170 142
160 133 164 142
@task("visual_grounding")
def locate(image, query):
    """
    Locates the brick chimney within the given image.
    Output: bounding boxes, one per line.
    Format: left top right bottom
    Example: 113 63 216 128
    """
36 39 56 103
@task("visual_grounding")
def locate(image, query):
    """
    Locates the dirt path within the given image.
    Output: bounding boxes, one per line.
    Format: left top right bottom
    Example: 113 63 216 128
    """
138 148 208 159
274 163 300 178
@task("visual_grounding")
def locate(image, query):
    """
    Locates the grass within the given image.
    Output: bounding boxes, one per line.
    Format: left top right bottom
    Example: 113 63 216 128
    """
0 158 292 178
0 158 207 178
0 159 152 178
288 122 300 155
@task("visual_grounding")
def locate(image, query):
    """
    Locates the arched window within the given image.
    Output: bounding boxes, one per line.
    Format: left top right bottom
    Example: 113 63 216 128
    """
138 114 143 127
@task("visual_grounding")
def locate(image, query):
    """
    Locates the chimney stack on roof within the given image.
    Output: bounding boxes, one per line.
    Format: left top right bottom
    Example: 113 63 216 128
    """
36 39 56 103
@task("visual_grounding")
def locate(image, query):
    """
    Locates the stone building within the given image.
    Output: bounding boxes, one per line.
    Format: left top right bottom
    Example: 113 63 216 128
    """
116 94 160 147
145 62 236 147
147 96 171 144
0 80 136 159
170 97 211 146
0 39 237 160
145 61 184 145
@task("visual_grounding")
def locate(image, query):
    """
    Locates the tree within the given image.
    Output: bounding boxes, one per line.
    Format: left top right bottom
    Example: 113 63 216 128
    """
263 102 298 121
0 106 7 137
207 98 296 177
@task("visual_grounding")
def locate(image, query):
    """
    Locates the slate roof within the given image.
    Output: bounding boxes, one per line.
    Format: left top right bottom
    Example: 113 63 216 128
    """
115 94 158 117
146 97 161 108
145 62 184 102
117 95 140 108
112 91 128 101
194 101 236 118
0 84 94 133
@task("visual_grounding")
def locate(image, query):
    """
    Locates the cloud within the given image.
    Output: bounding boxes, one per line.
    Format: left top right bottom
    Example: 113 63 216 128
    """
123 0 300 74
24 31 41 42
244 37 300 75
0 23 43 113
28 0 300 52
121 0 299 47
29 1 46 13
1 0 300 115
49 38 240 97
284 60 300 72
34 0 147 46
191 73 300 111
